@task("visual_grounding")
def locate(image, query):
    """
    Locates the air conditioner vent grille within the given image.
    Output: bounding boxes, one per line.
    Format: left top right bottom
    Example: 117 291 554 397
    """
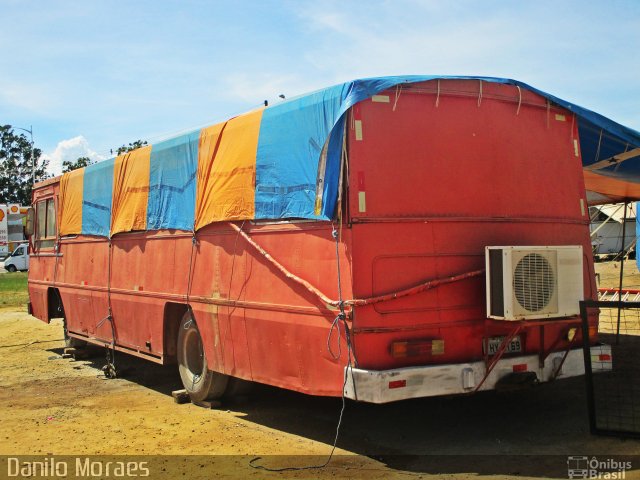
513 253 555 312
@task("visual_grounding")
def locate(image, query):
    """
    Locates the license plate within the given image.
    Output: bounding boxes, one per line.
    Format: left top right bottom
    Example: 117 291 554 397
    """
484 335 522 355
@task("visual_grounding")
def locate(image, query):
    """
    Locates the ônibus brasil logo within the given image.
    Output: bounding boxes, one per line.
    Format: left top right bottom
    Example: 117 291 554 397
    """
567 456 632 479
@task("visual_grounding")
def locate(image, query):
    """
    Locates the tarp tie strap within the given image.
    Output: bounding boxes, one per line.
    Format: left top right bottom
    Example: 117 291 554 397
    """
186 233 197 308
228 222 484 309
594 128 604 163
96 237 117 379
393 84 402 111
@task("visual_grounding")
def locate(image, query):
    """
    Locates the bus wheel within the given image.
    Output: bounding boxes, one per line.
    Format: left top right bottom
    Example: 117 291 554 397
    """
177 312 228 402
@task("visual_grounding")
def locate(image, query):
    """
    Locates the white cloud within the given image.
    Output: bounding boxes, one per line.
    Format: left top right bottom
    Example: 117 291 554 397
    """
42 136 107 176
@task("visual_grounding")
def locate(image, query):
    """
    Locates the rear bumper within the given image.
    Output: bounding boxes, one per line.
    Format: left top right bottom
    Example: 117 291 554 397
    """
345 344 611 403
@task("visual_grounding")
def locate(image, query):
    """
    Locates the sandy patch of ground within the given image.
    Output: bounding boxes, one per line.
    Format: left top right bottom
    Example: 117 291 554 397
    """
1 304 639 479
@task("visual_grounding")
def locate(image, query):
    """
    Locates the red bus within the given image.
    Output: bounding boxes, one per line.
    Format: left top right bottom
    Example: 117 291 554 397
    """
27 77 630 403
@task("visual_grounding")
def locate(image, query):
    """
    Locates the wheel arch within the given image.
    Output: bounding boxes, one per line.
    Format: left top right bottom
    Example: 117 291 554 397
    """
162 302 190 365
46 287 64 322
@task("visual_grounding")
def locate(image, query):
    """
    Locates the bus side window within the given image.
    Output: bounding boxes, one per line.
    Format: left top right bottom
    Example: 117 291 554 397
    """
35 198 56 250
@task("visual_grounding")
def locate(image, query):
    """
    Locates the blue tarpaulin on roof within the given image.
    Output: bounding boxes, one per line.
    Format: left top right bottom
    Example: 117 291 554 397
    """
81 159 114 237
60 75 640 237
257 75 640 218
255 83 347 219
147 131 199 231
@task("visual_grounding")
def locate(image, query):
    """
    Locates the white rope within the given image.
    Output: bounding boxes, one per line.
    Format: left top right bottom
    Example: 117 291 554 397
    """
594 128 604 163
392 84 402 111
516 85 522 116
435 79 440 108
477 80 483 107
570 113 575 140
615 143 631 172
546 100 550 129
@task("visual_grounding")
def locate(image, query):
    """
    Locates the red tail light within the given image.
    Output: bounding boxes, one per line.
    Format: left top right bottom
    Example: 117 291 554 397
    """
390 339 444 358
512 363 528 372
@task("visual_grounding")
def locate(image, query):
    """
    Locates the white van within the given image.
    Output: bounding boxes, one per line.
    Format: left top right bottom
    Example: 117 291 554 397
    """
4 243 29 272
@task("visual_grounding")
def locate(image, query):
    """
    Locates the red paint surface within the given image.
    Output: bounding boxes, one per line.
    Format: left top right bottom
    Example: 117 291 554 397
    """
27 80 598 398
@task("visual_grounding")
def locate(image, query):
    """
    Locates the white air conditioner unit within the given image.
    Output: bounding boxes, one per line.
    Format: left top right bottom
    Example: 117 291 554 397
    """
486 246 583 320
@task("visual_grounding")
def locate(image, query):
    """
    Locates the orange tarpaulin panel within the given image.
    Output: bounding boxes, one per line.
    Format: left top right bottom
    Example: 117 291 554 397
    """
59 168 84 236
194 121 227 230
195 108 263 230
583 170 640 205
111 146 152 236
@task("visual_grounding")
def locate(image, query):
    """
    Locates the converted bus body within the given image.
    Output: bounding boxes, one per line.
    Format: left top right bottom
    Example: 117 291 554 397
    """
27 79 615 402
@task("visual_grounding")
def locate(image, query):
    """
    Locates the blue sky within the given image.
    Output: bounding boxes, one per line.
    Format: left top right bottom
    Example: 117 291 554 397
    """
2 0 639 174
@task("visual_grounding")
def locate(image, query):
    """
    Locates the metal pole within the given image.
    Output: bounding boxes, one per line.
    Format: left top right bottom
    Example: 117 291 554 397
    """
29 125 34 186
13 125 35 185
580 301 597 434
616 201 628 343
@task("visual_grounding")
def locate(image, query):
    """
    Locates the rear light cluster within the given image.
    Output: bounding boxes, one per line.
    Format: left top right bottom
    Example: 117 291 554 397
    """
390 339 444 358
569 325 598 343
592 353 612 362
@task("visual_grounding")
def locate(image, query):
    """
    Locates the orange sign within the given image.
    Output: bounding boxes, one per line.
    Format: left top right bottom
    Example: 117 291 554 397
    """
0 206 6 248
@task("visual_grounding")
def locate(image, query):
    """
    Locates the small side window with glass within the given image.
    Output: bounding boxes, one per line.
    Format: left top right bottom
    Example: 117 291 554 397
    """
35 198 56 250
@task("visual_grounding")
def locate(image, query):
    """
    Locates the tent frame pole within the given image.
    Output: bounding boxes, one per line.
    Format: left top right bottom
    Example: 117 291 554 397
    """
616 201 628 344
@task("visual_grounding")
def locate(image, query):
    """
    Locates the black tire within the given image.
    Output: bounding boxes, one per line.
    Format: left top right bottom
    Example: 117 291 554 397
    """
6 265 16 273
177 311 228 402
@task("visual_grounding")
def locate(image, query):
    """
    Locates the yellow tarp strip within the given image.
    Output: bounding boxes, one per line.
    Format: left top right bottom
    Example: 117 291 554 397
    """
58 168 84 236
195 108 264 230
110 145 152 236
195 121 227 230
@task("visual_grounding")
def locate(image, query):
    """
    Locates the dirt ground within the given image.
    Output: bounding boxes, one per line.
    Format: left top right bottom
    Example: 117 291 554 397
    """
595 259 640 290
1 262 639 479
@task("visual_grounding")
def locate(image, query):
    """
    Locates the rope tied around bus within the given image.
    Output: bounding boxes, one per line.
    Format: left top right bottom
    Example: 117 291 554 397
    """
249 223 355 473
99 237 117 379
227 222 485 310
242 218 479 472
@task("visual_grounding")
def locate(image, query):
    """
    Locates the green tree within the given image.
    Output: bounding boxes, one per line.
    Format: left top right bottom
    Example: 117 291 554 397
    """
115 140 148 155
0 125 49 205
62 156 94 173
